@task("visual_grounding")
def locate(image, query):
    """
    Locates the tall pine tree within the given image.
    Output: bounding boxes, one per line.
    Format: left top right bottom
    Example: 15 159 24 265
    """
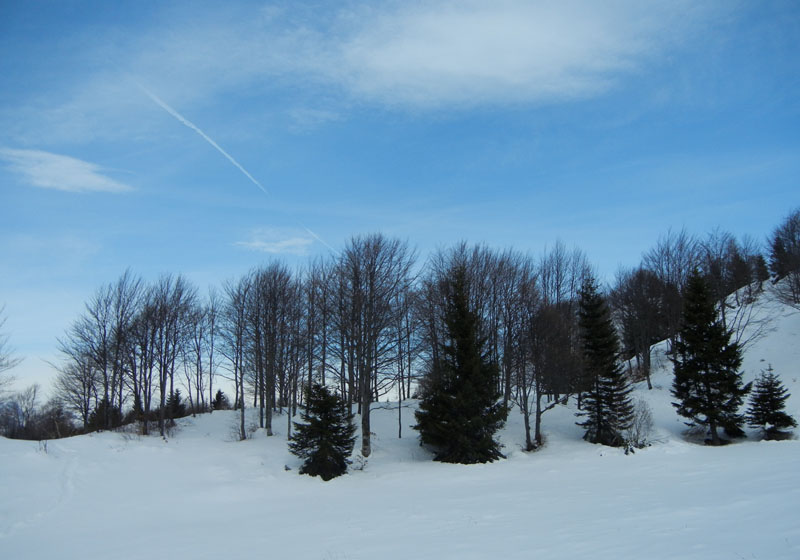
671 270 750 445
414 264 505 463
289 384 356 481
576 276 633 447
746 366 796 439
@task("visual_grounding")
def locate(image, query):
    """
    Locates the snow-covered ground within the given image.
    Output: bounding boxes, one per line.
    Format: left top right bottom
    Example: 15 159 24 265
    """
2 289 799 559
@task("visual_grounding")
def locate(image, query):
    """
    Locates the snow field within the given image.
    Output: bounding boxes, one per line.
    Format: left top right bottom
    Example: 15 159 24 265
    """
1 291 799 559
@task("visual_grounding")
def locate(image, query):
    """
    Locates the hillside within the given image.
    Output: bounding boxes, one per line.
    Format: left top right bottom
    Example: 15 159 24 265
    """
1 289 799 559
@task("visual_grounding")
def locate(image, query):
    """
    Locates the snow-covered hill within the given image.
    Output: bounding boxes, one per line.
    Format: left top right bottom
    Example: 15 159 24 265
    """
2 289 799 560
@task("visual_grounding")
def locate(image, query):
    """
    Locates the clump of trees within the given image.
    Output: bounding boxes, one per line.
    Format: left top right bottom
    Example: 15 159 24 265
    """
769 208 800 307
54 271 205 436
611 227 768 389
0 384 75 440
0 305 21 392
1 208 791 453
46 234 418 448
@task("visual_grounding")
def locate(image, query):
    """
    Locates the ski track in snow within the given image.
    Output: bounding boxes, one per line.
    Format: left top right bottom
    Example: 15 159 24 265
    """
0 444 78 539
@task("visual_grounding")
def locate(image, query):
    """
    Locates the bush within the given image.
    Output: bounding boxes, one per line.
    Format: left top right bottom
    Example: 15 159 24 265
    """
624 398 654 449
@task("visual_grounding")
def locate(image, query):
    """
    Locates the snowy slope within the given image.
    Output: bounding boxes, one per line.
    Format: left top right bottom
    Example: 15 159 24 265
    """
1 290 799 560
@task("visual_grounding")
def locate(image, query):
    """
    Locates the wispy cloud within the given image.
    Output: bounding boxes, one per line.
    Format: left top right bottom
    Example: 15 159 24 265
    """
235 228 314 255
2 1 729 145
1 232 102 261
189 1 722 109
0 148 133 193
332 0 698 108
288 107 342 133
139 1 718 110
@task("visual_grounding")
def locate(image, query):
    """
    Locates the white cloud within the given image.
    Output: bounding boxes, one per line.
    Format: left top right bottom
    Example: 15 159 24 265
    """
3 1 726 144
0 148 133 193
288 107 342 133
332 0 706 108
235 228 314 255
130 0 716 110
128 0 713 110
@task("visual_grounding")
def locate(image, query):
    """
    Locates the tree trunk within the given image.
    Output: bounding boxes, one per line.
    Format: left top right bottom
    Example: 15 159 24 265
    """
709 420 721 445
534 389 543 448
522 391 533 451
361 378 371 457
398 397 402 439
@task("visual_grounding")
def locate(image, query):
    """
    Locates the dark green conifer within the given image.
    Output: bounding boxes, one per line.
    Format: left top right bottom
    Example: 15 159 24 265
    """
575 276 633 447
87 397 123 431
671 270 750 445
213 389 230 410
414 264 505 463
166 389 186 418
289 384 356 481
746 366 797 439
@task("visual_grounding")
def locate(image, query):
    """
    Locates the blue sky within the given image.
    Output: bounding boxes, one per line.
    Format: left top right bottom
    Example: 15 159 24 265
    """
1 1 799 391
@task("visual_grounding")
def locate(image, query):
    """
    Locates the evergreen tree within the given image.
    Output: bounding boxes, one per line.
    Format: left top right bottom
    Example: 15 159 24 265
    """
289 383 356 481
414 264 505 463
671 270 750 445
746 366 797 439
575 276 633 447
213 389 230 410
87 397 123 431
166 389 186 419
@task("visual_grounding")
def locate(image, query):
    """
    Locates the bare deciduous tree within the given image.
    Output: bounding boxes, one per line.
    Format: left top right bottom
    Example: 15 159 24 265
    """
769 208 800 308
53 358 97 430
642 228 701 349
150 274 197 436
610 267 669 389
245 263 297 436
538 241 590 403
0 384 39 437
221 275 251 441
127 296 159 434
0 305 21 391
337 234 415 457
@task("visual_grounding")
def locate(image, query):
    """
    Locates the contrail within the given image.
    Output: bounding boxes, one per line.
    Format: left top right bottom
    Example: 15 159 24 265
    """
137 82 338 254
136 83 268 196
302 226 338 253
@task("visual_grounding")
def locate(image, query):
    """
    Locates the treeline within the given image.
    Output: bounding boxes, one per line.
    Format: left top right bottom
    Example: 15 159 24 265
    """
2 209 799 449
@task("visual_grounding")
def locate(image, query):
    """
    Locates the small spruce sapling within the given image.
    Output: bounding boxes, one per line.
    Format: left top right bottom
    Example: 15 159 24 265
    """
746 366 797 440
213 389 230 410
167 389 186 419
289 384 356 481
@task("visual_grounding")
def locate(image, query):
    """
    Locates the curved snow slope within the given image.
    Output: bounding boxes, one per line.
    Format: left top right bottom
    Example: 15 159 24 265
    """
1 290 799 559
